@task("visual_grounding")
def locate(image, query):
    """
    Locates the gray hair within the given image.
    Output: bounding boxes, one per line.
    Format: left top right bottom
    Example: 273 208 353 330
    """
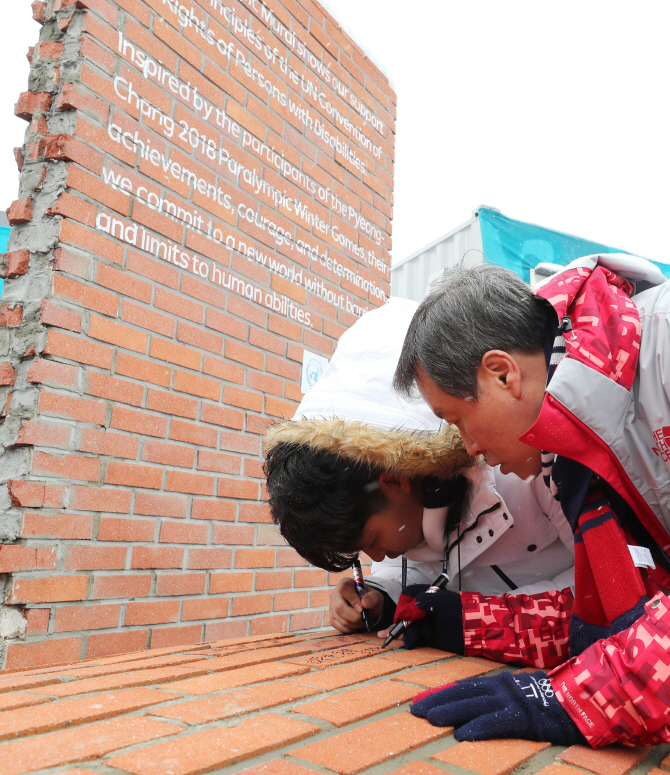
393 264 549 399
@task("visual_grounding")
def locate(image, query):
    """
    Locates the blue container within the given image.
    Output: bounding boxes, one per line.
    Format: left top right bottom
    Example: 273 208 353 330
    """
392 208 670 303
0 225 9 296
478 208 670 283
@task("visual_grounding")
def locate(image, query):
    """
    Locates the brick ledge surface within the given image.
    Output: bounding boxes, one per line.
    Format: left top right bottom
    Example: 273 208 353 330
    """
0 630 667 775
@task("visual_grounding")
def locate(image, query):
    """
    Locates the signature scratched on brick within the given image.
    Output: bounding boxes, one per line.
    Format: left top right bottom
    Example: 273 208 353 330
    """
285 644 384 670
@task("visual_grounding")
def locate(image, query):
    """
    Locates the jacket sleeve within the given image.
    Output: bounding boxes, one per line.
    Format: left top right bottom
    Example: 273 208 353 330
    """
512 566 575 597
368 557 574 667
364 556 444 603
462 586 574 669
549 592 670 748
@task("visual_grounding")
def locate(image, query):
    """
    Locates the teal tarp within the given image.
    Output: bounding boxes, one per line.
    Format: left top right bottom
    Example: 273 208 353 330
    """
0 226 8 295
478 208 670 283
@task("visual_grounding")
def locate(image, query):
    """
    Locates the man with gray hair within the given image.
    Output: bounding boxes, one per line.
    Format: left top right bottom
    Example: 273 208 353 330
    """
394 255 670 749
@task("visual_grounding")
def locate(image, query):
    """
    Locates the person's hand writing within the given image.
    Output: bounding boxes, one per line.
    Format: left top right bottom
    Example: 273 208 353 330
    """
393 584 464 651
329 577 383 633
377 625 404 645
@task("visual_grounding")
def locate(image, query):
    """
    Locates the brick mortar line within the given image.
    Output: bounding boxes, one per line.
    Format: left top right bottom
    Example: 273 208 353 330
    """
57 166 389 313
65 52 392 257
67 30 394 235
65 15 393 269
120 2 396 166
47 227 363 359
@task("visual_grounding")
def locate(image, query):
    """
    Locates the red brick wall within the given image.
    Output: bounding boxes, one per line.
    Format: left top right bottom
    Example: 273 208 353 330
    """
0 0 394 669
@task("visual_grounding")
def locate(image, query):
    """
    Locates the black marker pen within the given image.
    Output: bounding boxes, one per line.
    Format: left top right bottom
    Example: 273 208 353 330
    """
381 571 450 648
352 559 371 632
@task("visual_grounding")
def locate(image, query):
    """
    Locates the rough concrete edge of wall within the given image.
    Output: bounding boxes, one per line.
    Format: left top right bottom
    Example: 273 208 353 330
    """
0 0 85 666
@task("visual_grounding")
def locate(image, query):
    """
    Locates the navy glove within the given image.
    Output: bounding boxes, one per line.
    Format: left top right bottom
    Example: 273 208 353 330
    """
411 670 586 746
395 584 464 653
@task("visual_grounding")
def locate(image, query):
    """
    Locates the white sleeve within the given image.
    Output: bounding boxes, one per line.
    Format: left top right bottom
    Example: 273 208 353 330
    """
529 473 575 554
364 556 443 603
505 476 574 595
511 565 575 596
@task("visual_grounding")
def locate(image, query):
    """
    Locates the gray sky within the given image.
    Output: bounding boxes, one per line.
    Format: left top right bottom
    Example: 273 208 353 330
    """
3 1 670 264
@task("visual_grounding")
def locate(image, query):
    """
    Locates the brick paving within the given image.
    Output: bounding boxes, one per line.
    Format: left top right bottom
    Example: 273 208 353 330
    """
0 630 667 775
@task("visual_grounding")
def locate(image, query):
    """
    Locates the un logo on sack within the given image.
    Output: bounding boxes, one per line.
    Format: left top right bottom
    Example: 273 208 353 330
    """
306 359 323 388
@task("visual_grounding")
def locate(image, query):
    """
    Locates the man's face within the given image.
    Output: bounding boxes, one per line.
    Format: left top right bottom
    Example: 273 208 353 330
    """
415 354 546 480
357 477 424 563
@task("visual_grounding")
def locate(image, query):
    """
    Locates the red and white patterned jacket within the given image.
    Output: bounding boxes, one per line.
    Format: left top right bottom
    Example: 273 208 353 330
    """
460 586 573 670
551 591 670 748
448 255 670 747
526 254 670 747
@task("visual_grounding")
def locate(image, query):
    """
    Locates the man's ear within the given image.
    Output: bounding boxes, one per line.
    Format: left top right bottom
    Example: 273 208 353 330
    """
379 473 412 493
479 350 523 398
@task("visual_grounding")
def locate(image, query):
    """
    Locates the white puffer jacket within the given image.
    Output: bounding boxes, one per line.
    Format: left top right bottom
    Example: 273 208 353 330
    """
266 297 574 602
366 464 574 604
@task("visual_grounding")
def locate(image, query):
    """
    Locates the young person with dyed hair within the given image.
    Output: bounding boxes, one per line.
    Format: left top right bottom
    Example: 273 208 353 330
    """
265 298 575 672
395 255 670 749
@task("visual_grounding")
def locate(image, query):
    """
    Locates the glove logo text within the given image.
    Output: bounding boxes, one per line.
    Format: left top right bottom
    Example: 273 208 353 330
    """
514 674 554 708
559 680 595 728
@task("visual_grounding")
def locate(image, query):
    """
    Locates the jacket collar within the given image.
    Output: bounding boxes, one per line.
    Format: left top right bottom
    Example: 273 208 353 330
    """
404 466 513 564
533 261 640 391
